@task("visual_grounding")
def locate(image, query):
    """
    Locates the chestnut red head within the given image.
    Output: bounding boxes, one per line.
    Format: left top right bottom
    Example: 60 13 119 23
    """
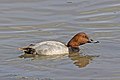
67 32 99 48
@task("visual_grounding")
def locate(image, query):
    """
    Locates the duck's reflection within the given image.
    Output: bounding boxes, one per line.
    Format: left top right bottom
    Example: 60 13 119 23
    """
19 53 99 68
68 52 99 68
19 53 67 60
19 53 36 58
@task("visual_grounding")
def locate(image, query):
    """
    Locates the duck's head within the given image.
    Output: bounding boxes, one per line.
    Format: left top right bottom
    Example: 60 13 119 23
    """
67 32 99 49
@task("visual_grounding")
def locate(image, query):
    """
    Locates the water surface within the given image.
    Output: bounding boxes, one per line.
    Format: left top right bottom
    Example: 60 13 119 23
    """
0 0 120 80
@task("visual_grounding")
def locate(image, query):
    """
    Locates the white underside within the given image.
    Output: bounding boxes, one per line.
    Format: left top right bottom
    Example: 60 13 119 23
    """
31 41 69 55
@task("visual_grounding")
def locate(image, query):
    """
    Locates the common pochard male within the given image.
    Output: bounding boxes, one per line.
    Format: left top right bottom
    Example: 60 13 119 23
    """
19 32 99 55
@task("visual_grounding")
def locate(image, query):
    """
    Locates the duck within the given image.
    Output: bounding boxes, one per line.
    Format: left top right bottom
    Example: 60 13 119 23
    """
19 32 99 56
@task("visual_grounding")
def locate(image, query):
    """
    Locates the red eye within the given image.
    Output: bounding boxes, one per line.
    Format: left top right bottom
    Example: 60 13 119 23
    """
85 35 89 39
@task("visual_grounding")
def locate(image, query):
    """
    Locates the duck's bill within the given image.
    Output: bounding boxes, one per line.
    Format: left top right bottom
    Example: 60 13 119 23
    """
88 39 99 44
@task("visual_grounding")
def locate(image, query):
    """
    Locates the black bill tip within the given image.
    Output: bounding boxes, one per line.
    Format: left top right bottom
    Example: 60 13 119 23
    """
88 39 99 44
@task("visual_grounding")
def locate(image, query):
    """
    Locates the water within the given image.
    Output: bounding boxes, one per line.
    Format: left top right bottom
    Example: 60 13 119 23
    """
0 0 120 80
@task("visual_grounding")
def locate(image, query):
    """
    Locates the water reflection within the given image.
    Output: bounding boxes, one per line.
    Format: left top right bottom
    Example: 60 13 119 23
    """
68 52 99 68
19 53 36 58
19 53 67 60
19 53 99 68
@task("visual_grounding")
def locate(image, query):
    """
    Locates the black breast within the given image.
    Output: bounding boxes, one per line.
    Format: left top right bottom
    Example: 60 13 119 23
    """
69 47 80 53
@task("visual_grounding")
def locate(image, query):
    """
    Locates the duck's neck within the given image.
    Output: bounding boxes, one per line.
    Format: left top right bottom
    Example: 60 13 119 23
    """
68 47 80 53
67 38 80 53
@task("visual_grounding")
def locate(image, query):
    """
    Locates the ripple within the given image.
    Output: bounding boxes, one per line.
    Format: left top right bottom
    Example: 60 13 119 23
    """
0 30 38 34
0 0 120 80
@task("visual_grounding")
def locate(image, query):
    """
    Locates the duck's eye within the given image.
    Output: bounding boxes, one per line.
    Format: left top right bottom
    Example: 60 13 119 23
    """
84 35 89 39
